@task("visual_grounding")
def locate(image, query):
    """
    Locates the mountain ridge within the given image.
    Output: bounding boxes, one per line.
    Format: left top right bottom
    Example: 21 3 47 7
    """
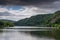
14 11 60 27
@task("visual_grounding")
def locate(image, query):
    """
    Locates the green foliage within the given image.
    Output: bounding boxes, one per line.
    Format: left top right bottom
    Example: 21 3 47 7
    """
7 22 14 27
0 20 14 28
14 10 60 27
15 14 53 26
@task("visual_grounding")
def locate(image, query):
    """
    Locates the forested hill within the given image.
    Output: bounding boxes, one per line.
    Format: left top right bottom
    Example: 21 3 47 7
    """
48 11 60 24
0 19 14 28
14 11 60 27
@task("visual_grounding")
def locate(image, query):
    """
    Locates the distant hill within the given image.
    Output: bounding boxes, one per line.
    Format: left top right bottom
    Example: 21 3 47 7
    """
0 19 14 28
0 19 15 22
14 11 60 27
14 13 53 26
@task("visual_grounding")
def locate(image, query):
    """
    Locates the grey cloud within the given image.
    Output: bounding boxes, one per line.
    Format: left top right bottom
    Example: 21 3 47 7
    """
20 0 58 5
0 12 15 16
0 0 60 10
0 0 60 21
0 12 28 16
0 0 59 5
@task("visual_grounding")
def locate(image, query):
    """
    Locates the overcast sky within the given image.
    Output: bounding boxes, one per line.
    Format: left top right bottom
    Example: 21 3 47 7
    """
0 0 60 21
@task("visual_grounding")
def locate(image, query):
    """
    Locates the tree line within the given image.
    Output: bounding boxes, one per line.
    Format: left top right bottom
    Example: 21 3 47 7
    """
0 20 14 28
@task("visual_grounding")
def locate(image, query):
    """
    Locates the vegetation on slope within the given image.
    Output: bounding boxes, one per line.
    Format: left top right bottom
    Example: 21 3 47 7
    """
15 11 60 27
0 20 14 28
15 14 53 26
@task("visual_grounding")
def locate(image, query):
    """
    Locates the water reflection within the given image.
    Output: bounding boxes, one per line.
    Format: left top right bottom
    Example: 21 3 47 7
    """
0 29 55 40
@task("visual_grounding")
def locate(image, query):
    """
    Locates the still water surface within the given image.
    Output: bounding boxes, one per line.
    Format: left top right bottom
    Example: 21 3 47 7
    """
0 26 55 40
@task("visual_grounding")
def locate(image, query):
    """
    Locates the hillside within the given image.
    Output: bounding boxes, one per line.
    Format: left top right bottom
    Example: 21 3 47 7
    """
0 19 14 28
14 11 60 27
48 11 60 27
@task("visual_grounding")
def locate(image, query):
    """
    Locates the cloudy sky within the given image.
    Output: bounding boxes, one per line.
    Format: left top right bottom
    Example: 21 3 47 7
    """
0 0 60 21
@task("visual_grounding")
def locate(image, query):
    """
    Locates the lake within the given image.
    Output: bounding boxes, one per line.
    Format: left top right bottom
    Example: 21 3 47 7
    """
0 26 56 40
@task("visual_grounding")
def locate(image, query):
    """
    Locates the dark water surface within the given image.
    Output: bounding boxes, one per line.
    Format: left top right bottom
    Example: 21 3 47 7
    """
0 26 56 40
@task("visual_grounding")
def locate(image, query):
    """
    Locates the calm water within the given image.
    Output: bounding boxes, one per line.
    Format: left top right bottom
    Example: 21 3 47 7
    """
0 26 55 40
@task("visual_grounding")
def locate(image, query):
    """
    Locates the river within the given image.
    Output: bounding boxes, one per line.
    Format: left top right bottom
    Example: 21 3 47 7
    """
0 26 55 40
